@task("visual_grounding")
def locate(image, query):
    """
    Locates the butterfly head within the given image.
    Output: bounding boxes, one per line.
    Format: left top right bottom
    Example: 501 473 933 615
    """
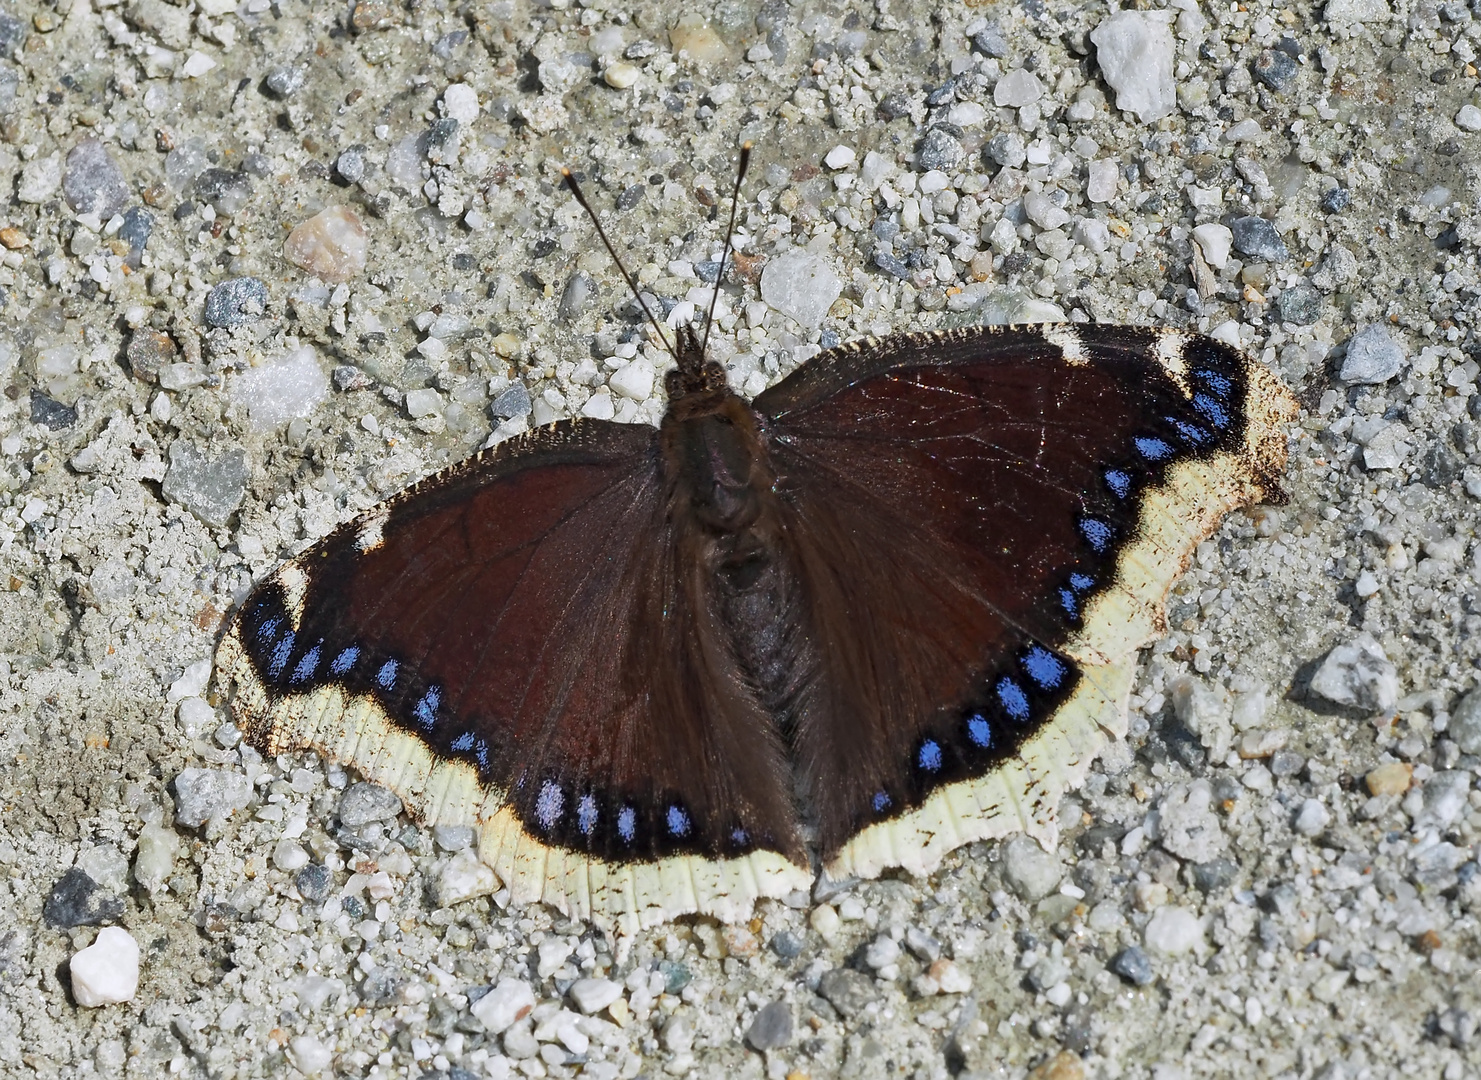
664 323 731 405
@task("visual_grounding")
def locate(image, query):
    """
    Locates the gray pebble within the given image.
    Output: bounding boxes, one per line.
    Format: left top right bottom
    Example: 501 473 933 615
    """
872 249 910 279
333 365 374 392
1270 749 1306 777
161 442 249 528
904 926 941 962
985 131 1027 169
63 138 131 221
491 383 532 419
1252 48 1299 92
118 206 154 256
295 863 332 901
43 867 124 928
1229 216 1290 262
1308 632 1399 712
1191 857 1238 893
1418 771 1472 829
972 23 1009 57
769 930 803 959
126 329 176 383
265 65 305 98
1109 946 1154 986
0 11 26 54
816 968 878 1018
1339 323 1405 384
624 39 657 59
337 781 403 827
204 277 269 327
335 147 366 184
1276 283 1321 325
433 824 475 851
558 271 595 320
745 1001 793 1051
173 766 253 828
876 93 912 121
1028 954 1070 991
917 127 964 172
1450 687 1481 754
1321 186 1351 213
193 168 252 215
30 390 77 431
1002 834 1062 900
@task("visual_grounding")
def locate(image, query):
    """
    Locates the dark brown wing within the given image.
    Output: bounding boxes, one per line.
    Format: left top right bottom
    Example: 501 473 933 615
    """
755 324 1293 864
217 419 809 925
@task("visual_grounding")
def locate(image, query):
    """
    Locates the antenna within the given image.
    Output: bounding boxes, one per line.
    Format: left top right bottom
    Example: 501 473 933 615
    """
561 167 677 360
700 142 752 358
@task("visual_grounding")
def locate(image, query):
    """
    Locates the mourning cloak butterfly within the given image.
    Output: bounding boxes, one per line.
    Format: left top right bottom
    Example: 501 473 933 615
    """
217 169 1296 931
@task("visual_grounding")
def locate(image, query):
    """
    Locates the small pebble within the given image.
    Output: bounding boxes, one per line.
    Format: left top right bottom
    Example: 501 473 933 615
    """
1003 834 1062 900
1252 48 1299 92
603 62 639 89
43 867 124 928
1275 284 1321 325
173 766 252 827
204 276 269 327
1449 687 1481 754
863 934 901 972
1366 761 1413 796
441 82 480 124
1293 798 1331 837
1321 186 1352 213
1144 906 1203 956
823 144 856 170
193 168 252 215
70 928 140 1008
273 839 310 872
283 205 368 283
295 863 332 902
162 442 249 527
745 1001 793 1051
1109 946 1154 986
63 138 131 220
930 958 972 994
338 781 402 826
917 127 964 171
1455 104 1481 133
569 977 622 1014
133 823 179 894
993 68 1044 108
126 329 176 383
264 64 305 97
769 930 803 959
436 850 498 907
472 979 536 1034
229 346 330 431
1309 633 1400 712
816 968 878 1018
1088 10 1175 121
1229 216 1290 262
286 1035 333 1075
759 250 842 329
1339 323 1406 384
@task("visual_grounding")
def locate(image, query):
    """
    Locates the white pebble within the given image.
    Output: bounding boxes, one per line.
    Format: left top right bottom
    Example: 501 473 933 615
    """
1089 10 1176 122
993 68 1044 107
1085 158 1119 203
229 346 330 431
472 979 536 1034
287 1035 334 1075
70 927 140 1007
442 82 480 125
181 51 217 78
604 62 640 89
1143 906 1203 956
273 839 310 872
1455 104 1481 134
1192 223 1234 270
1292 798 1330 837
824 145 856 170
569 977 623 1014
609 356 654 400
436 850 498 907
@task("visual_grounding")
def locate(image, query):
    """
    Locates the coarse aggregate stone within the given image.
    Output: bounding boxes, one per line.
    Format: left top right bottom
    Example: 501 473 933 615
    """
1 0 1481 1076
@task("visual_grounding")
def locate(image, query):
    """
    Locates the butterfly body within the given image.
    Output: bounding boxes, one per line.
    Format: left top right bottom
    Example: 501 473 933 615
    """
217 323 1295 930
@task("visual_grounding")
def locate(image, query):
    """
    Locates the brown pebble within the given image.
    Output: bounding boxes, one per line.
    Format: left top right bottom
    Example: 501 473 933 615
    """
283 205 368 283
1027 1050 1084 1080
126 329 177 383
1364 761 1413 796
0 227 29 250
721 925 759 958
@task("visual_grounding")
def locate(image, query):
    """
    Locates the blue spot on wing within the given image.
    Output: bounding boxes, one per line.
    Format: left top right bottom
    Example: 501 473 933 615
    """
918 739 943 772
617 807 637 843
997 676 1030 721
1104 468 1132 498
413 686 440 729
1168 417 1210 445
268 631 296 681
1079 517 1113 553
1070 572 1095 591
1193 392 1230 429
1022 646 1067 690
451 732 474 751
290 642 321 684
966 713 992 747
577 794 598 836
377 659 398 690
330 646 360 675
1134 436 1174 461
474 739 490 769
1198 370 1233 397
1059 587 1079 619
731 827 749 845
257 617 282 645
666 804 691 837
535 781 563 830
872 791 892 813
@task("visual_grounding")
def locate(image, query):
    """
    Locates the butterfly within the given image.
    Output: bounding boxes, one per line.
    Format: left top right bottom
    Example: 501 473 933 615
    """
216 161 1296 932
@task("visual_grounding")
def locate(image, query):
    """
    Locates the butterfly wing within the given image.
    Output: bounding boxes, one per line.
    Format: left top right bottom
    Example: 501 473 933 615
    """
217 420 810 929
754 324 1294 878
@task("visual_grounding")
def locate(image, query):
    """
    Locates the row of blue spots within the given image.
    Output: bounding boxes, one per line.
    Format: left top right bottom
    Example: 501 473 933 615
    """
450 731 491 770
1167 416 1211 446
1104 468 1132 499
966 712 992 748
331 646 359 675
1195 368 1233 399
917 739 943 772
872 790 892 813
1193 392 1230 430
1134 435 1173 462
377 659 398 690
997 675 1031 721
528 782 695 844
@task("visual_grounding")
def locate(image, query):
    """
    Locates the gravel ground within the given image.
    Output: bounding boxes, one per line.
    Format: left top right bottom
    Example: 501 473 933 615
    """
2 0 1481 1077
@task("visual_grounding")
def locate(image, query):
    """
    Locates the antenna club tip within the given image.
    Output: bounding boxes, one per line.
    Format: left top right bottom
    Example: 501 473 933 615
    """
741 141 754 151
560 166 572 178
